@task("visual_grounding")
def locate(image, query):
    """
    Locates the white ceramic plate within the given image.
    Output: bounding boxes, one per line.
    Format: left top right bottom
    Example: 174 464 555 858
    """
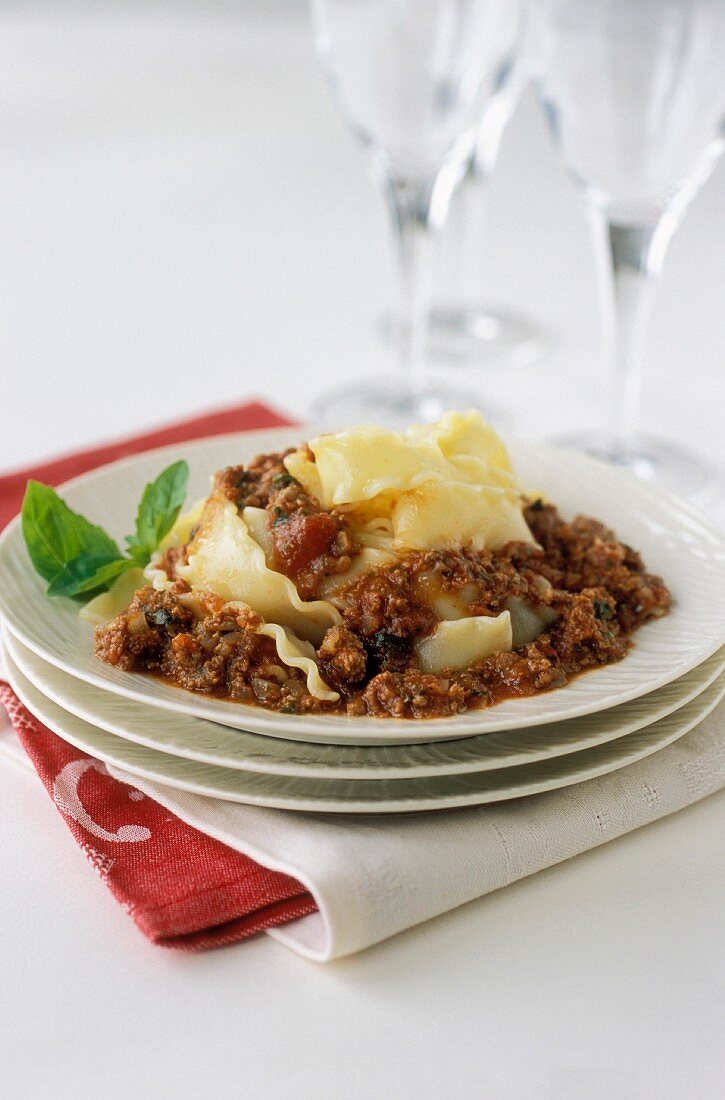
5 643 723 813
0 428 723 746
5 627 724 780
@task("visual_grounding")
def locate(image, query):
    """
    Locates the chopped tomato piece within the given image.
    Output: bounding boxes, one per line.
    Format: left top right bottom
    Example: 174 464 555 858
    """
272 511 339 578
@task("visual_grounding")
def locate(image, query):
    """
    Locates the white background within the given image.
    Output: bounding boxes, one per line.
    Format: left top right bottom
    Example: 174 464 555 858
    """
1 4 724 1097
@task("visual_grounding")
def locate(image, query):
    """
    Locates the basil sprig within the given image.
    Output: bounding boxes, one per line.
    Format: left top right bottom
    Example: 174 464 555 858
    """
21 460 189 600
125 460 189 564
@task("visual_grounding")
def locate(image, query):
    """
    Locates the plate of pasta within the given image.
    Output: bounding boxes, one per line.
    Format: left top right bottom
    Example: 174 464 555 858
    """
1 412 724 746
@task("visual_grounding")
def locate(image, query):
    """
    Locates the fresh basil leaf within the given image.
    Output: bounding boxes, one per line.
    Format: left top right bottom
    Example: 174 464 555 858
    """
22 463 189 603
125 460 189 565
47 556 137 599
22 481 122 585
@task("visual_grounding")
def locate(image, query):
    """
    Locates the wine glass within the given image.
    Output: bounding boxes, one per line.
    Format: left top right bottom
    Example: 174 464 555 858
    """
535 0 725 496
427 0 546 366
309 0 530 428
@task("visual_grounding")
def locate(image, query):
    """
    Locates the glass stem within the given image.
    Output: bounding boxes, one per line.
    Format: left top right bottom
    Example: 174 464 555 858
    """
378 173 439 392
440 153 491 307
436 97 511 310
588 206 678 454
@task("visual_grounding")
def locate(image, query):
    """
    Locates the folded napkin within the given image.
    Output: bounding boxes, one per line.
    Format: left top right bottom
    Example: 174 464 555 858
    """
109 708 725 960
1 401 724 959
3 683 723 960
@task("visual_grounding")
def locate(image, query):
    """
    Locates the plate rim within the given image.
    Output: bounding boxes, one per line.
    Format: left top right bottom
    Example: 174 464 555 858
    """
5 625 724 780
1 427 724 745
4 641 723 813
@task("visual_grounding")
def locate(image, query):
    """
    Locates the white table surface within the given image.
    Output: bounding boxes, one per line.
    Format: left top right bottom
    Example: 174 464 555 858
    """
1 4 723 1097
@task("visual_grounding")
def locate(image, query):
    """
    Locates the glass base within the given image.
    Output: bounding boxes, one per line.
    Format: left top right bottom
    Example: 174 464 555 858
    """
380 304 546 366
551 430 720 501
309 378 500 431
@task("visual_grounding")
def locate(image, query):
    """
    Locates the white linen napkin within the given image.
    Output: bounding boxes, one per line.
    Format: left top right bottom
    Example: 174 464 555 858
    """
100 702 725 962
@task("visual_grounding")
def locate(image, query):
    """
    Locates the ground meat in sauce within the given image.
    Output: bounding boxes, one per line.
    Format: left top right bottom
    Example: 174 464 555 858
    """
316 625 367 692
95 582 323 712
215 450 293 510
339 564 438 641
516 501 670 633
94 468 671 718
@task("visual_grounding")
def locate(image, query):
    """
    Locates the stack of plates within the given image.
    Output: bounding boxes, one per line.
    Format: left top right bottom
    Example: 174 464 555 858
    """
1 428 724 814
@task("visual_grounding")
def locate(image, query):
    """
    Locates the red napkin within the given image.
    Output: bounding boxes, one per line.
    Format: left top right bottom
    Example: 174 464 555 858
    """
0 401 318 949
